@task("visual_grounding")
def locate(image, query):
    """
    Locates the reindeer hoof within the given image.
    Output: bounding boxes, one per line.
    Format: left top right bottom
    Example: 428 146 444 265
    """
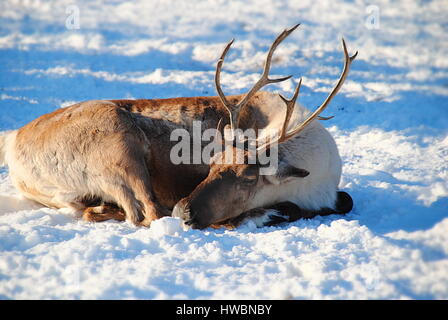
139 218 153 227
335 191 353 214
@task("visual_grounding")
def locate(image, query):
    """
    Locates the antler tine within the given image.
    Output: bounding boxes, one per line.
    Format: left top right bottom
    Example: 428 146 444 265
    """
256 38 356 152
214 24 300 133
282 38 357 141
278 78 302 141
234 23 300 127
215 39 235 128
317 115 335 120
255 78 302 152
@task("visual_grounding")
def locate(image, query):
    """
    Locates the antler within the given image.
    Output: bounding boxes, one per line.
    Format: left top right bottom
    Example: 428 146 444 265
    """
215 24 300 133
258 38 358 150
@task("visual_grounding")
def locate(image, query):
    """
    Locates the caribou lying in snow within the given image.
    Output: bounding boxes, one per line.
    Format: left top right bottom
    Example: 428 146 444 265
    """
0 24 356 229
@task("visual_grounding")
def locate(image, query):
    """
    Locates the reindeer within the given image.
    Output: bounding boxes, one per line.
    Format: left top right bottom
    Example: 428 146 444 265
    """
0 24 357 229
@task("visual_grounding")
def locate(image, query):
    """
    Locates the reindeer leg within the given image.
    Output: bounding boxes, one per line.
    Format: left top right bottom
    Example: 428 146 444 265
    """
93 124 170 227
99 166 170 227
82 203 126 223
216 205 292 229
218 191 353 229
262 191 353 226
119 160 171 227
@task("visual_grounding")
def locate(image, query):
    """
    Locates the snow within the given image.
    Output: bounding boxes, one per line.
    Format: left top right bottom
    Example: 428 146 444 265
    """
0 0 447 299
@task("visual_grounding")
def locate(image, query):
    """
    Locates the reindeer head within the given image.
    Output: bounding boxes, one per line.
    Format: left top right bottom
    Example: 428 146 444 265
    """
172 24 357 229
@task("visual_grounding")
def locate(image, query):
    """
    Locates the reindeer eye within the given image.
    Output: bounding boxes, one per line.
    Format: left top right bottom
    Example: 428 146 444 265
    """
236 165 259 186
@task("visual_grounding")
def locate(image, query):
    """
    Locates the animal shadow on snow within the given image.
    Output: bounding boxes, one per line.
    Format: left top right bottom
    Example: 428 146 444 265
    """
346 169 447 235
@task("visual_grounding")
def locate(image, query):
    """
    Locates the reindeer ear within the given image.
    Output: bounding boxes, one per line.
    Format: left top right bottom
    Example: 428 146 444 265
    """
264 163 309 185
278 165 309 178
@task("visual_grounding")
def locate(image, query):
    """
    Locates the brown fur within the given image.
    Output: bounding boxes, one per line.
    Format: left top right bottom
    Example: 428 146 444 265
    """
4 24 356 229
8 93 272 226
5 90 347 227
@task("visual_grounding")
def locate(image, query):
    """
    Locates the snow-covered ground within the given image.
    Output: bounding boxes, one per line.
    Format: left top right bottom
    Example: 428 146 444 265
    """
0 0 447 299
